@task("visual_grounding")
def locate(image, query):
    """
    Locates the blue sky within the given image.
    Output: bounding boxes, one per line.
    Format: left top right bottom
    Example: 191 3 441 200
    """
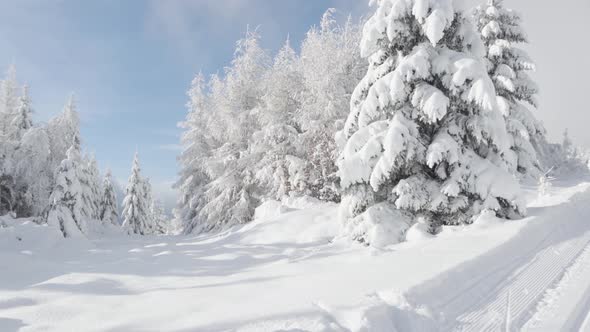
0 0 588 209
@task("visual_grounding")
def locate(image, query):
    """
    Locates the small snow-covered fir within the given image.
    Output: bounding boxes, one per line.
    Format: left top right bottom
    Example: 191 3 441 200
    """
474 0 545 178
45 136 88 238
100 170 120 226
122 153 155 235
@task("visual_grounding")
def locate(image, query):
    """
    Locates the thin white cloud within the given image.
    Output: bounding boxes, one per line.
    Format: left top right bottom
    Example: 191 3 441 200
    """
143 1 282 66
156 144 183 152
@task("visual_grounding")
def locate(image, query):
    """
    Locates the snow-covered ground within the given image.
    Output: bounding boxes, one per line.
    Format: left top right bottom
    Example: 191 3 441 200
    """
2 181 590 331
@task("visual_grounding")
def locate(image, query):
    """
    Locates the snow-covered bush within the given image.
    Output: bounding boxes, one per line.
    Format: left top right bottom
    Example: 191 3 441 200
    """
337 0 525 243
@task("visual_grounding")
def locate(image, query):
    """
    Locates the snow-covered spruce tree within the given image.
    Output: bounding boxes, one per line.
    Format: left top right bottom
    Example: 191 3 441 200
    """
562 129 573 157
474 0 545 177
45 136 88 238
180 30 269 233
174 73 212 231
141 176 155 227
0 65 20 136
252 38 302 200
338 0 524 242
12 94 82 218
295 10 366 201
99 170 119 225
122 153 153 235
0 66 21 213
87 156 103 218
47 95 81 174
8 85 33 141
79 154 102 220
12 127 52 216
150 199 168 235
175 20 368 233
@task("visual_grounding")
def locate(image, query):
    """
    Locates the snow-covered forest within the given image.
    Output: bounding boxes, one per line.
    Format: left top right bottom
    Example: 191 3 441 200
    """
2 0 590 331
0 68 173 237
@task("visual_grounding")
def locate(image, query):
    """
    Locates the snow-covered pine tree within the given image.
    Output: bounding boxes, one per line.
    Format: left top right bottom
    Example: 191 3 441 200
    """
141 176 155 228
150 199 168 235
87 155 102 219
78 154 100 221
174 73 212 232
562 128 573 157
45 135 87 238
8 85 33 141
297 11 366 201
181 30 269 233
47 95 81 173
0 65 20 136
474 0 545 177
338 0 524 242
122 153 153 235
253 38 302 200
0 67 21 211
12 127 51 217
99 169 119 225
175 18 366 234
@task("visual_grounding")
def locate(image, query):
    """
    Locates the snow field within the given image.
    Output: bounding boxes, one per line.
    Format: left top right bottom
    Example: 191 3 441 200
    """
1 182 590 331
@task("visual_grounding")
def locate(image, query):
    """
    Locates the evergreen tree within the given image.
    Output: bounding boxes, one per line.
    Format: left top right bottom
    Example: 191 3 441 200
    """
338 0 524 242
87 155 102 218
150 199 168 235
100 170 119 225
174 73 211 231
47 95 81 173
562 128 573 157
297 11 366 200
175 16 366 234
13 127 51 217
122 153 153 235
474 0 545 176
252 39 302 200
79 154 101 220
141 176 155 228
8 85 33 141
0 65 20 136
181 30 269 233
45 136 87 238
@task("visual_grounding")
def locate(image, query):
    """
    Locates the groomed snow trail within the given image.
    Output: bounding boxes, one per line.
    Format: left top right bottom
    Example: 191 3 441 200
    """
405 183 590 331
523 241 590 331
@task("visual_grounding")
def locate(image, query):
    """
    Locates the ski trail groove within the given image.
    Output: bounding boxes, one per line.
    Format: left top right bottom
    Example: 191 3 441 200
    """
523 235 590 331
405 188 590 331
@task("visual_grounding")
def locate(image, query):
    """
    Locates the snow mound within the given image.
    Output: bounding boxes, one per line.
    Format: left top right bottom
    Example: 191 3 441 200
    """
319 291 437 332
0 216 64 252
239 199 340 245
282 195 324 209
0 215 128 253
344 203 413 248
405 219 435 242
254 200 291 220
